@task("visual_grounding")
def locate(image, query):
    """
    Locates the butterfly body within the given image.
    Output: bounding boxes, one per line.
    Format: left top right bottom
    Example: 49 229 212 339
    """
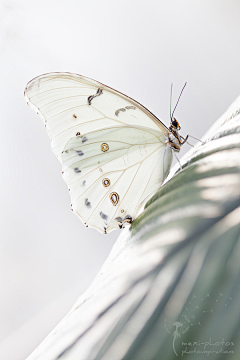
25 73 185 234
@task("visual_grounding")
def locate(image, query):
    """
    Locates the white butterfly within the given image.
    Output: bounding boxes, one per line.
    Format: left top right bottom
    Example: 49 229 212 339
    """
24 73 187 234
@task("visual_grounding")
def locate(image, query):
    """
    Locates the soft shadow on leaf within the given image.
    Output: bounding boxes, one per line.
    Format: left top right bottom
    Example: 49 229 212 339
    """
26 97 240 360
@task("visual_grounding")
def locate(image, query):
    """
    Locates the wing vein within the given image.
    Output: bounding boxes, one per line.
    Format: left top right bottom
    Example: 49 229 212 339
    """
40 95 94 108
29 86 96 98
84 171 126 224
64 142 160 176
133 147 165 216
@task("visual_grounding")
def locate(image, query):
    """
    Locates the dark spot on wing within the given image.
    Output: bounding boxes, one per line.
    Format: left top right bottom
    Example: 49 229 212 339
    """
115 106 136 116
85 198 91 208
100 212 108 221
74 168 81 173
125 106 136 110
88 88 103 105
82 136 88 143
82 180 86 186
115 108 126 116
76 132 81 136
76 150 84 156
115 216 123 229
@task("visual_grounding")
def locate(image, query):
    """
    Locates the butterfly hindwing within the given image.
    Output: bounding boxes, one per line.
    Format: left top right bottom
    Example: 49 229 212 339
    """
61 126 172 233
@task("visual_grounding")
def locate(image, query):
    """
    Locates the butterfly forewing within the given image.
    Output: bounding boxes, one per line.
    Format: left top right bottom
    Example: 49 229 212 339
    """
25 73 168 159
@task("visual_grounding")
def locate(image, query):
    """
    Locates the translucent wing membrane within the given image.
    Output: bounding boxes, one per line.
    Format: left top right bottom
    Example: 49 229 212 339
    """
62 126 172 233
24 73 168 159
25 73 172 233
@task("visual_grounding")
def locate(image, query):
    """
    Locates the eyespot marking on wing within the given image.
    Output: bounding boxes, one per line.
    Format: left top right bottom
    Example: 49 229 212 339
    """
102 178 110 187
85 198 91 208
100 212 108 221
76 150 84 156
115 106 136 116
110 192 119 206
74 167 81 173
88 88 103 105
101 143 109 152
76 132 81 136
121 209 124 213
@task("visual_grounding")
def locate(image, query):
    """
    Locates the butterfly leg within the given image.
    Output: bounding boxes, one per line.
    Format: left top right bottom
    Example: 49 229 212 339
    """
173 151 182 170
180 134 189 145
123 215 133 227
181 135 206 145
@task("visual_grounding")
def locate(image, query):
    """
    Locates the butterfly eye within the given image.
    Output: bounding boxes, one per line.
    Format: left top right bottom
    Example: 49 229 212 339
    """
171 119 179 128
101 143 109 152
110 192 119 206
102 178 110 187
171 118 181 130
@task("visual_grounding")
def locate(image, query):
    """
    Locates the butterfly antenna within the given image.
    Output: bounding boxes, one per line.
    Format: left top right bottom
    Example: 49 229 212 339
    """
170 83 173 120
171 82 187 119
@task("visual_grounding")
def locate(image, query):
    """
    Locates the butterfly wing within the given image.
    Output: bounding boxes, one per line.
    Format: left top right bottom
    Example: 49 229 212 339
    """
24 73 168 159
24 73 172 233
62 126 172 233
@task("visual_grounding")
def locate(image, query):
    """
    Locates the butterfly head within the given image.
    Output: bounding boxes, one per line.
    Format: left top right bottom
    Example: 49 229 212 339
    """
170 118 181 131
168 119 182 152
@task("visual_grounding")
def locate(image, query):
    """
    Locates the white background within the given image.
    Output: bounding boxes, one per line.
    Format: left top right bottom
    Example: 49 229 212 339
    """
0 1 240 359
